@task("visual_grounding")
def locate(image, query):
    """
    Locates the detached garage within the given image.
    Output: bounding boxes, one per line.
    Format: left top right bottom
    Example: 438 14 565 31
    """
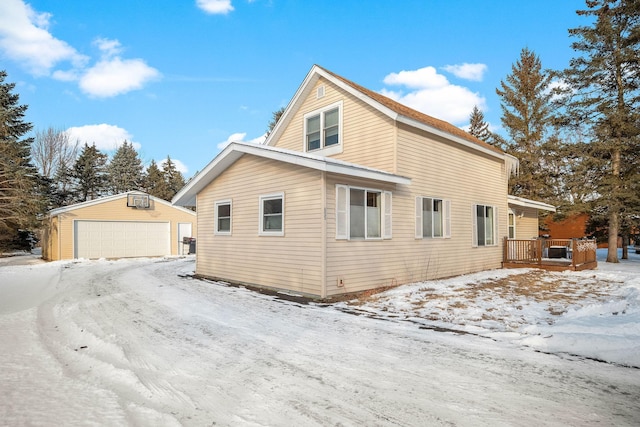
42 192 197 261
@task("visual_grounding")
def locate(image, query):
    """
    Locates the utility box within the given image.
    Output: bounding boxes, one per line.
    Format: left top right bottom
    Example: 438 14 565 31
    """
548 246 567 258
183 237 196 254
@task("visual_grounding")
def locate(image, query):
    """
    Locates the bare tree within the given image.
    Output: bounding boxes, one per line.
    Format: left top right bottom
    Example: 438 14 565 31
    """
31 127 78 180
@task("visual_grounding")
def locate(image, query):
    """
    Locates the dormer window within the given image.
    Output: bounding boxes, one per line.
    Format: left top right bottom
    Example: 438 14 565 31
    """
304 101 342 154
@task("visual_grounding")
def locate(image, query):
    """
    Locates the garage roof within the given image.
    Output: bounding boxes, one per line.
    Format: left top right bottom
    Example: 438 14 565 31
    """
48 192 196 217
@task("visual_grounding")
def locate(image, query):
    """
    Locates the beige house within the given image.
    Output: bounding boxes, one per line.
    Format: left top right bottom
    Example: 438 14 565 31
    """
173 65 552 298
43 192 196 261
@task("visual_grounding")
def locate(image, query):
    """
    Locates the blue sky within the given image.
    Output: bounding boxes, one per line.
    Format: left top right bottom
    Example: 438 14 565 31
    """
1 0 586 178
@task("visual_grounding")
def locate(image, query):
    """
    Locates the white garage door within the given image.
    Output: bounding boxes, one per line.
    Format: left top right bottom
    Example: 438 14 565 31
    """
74 221 171 259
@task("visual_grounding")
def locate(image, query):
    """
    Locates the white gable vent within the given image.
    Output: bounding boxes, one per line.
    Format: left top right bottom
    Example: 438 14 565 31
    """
317 85 325 99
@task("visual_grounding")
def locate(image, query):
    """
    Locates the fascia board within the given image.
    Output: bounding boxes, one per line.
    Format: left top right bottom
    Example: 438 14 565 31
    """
508 195 557 212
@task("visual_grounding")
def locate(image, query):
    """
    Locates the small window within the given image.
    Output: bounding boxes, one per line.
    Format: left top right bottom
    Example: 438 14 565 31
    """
508 210 516 239
215 200 232 235
304 102 342 153
259 193 284 236
415 197 451 239
473 204 497 246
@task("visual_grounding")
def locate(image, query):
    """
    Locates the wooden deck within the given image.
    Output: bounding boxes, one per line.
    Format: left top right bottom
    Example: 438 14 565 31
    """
502 238 598 271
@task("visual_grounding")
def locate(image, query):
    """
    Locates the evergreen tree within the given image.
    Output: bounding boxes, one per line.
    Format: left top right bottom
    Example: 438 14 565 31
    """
496 48 555 201
266 106 285 137
559 0 640 263
0 70 42 250
467 105 493 143
143 159 168 199
108 141 144 194
72 143 109 202
162 156 186 201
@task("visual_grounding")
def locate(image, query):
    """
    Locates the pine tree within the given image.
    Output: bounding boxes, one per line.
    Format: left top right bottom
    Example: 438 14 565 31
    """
72 143 109 202
162 156 185 201
0 70 42 249
143 159 168 199
108 141 144 194
496 48 555 201
467 105 493 143
266 106 285 137
559 0 640 263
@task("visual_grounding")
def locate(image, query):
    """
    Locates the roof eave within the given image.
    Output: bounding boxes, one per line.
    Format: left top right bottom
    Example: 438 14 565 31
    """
508 195 556 212
172 142 411 207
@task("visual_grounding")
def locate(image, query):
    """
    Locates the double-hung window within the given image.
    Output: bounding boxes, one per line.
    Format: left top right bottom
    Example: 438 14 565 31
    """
415 197 451 239
473 204 497 246
215 200 232 235
304 102 342 153
259 193 284 236
336 185 392 240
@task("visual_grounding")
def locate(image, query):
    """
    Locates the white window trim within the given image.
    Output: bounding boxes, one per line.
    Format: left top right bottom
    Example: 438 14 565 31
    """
259 193 284 236
415 196 451 239
508 209 517 239
335 184 392 240
303 101 343 156
472 203 498 247
214 199 232 235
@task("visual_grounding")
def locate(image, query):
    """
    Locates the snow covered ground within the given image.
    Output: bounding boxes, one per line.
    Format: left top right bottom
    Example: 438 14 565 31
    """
1 249 639 426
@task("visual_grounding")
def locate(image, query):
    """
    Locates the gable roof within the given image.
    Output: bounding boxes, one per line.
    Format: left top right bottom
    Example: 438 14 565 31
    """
172 141 411 207
266 65 517 172
48 191 196 217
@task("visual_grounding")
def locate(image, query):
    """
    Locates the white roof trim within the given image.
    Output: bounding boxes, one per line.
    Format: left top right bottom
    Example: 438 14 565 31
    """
48 191 196 217
508 195 556 212
172 141 411 207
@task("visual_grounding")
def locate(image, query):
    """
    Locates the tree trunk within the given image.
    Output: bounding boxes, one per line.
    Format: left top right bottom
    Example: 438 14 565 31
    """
622 235 629 259
606 148 621 263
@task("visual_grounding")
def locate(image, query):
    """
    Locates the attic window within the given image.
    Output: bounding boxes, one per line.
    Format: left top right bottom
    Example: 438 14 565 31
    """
304 101 342 153
317 86 325 99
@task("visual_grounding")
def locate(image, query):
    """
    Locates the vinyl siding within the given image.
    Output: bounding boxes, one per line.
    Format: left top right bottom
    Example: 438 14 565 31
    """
196 154 324 296
274 78 397 172
45 196 196 261
513 206 539 239
323 124 509 297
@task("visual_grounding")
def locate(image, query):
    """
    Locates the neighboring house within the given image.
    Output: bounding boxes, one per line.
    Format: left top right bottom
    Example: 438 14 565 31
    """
173 65 552 298
542 212 590 239
43 192 196 261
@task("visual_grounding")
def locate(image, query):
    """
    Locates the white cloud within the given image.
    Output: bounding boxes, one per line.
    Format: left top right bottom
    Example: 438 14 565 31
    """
383 66 448 89
381 66 486 125
196 0 234 14
65 124 140 152
0 0 87 75
0 1 159 97
94 37 123 58
78 55 161 98
72 37 160 98
217 132 266 150
442 63 487 81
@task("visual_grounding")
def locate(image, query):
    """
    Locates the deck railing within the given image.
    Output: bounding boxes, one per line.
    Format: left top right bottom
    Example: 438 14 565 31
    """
503 237 597 270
